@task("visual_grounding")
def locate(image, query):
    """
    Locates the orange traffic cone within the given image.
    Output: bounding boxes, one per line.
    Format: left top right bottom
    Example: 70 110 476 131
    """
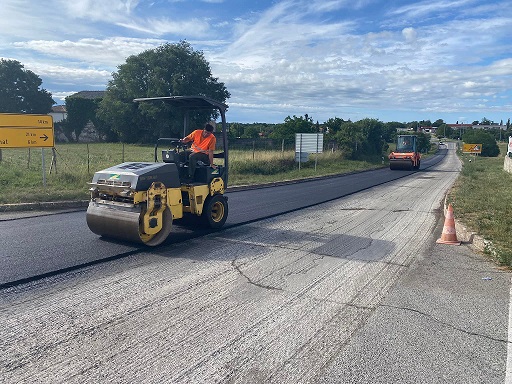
436 204 461 245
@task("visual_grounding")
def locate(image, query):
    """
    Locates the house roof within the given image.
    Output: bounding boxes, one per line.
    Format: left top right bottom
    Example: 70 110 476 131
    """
51 105 67 113
69 90 106 99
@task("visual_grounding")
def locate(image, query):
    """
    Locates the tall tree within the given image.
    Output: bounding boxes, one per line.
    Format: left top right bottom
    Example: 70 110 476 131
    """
0 59 54 113
324 117 345 137
96 41 230 143
334 121 364 159
269 115 315 140
357 118 386 156
462 130 499 157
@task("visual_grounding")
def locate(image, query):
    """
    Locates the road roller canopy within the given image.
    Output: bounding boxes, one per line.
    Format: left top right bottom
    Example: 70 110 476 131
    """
133 95 229 186
133 96 227 113
133 96 228 138
396 135 417 152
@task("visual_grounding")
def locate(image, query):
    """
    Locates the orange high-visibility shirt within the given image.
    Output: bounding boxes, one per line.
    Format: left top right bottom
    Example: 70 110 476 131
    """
185 129 216 154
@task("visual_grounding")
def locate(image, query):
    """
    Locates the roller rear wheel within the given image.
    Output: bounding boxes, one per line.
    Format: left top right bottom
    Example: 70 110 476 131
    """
201 194 228 228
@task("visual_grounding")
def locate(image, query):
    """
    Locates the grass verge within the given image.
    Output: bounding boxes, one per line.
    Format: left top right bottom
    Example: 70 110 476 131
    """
447 143 512 265
0 144 387 204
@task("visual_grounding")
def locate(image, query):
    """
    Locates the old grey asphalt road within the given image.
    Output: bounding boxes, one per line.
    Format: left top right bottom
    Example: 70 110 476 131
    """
1 145 510 383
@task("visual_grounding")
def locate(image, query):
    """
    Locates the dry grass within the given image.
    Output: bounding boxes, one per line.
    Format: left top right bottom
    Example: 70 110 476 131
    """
0 144 384 204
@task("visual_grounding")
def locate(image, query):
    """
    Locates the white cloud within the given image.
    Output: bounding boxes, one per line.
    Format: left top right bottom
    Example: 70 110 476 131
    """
117 18 210 36
14 37 164 66
402 27 417 42
56 0 140 22
390 0 476 19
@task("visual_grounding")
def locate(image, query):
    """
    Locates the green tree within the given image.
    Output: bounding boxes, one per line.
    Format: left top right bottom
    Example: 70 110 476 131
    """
269 115 315 140
357 118 387 156
96 41 230 143
332 118 388 159
241 125 260 139
324 117 345 137
416 132 432 153
383 121 405 143
334 121 364 159
0 59 54 113
462 130 499 157
437 123 455 139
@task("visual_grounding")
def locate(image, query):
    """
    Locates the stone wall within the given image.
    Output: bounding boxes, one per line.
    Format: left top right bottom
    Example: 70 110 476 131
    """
54 121 103 143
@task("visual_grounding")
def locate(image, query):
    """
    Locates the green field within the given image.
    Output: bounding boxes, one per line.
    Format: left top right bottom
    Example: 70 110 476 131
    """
0 143 385 204
1 142 510 266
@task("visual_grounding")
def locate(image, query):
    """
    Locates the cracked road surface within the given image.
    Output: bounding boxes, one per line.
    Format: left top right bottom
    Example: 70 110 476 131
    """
1 147 510 383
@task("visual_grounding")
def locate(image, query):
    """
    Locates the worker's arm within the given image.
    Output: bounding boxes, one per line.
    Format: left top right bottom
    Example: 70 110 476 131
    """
180 130 196 144
208 150 217 168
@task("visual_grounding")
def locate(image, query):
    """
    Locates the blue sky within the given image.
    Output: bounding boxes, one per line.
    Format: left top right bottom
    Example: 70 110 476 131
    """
1 0 511 124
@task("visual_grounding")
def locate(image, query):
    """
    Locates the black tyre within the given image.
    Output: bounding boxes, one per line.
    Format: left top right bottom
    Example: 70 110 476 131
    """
202 194 228 228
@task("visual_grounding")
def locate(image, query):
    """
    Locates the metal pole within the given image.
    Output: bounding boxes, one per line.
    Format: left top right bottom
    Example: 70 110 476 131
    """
315 134 319 172
299 134 302 171
42 148 46 186
183 111 189 138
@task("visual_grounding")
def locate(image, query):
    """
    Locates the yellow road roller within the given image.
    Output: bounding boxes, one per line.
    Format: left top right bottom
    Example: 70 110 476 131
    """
86 96 229 246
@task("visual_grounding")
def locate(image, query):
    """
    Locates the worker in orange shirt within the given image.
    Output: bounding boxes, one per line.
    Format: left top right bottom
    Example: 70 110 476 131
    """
180 123 217 179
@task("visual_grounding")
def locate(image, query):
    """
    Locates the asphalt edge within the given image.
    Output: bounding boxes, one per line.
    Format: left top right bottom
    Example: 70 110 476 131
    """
0 200 90 213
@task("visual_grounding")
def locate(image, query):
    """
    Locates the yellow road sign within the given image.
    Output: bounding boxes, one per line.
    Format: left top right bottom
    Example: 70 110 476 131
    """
0 113 53 128
0 114 54 148
462 143 482 154
0 128 55 148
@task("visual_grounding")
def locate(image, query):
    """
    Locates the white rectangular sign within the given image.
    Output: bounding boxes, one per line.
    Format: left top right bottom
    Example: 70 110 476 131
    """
295 133 323 154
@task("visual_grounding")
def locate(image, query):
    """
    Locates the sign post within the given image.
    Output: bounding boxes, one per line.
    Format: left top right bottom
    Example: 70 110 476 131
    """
462 143 482 154
0 113 55 186
462 143 482 163
0 114 55 148
295 133 323 171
